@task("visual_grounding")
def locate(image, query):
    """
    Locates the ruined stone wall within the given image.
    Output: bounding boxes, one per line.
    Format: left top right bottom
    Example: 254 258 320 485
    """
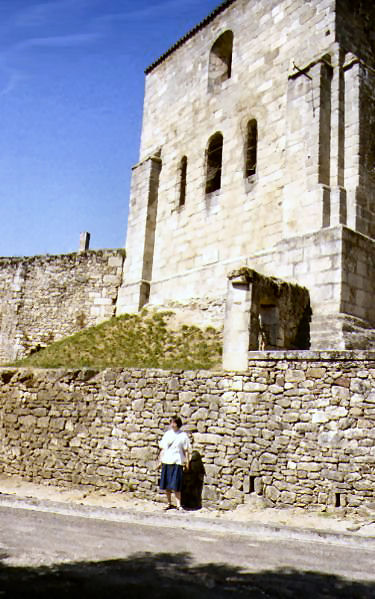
0 352 374 511
222 268 311 370
341 228 375 331
0 250 125 363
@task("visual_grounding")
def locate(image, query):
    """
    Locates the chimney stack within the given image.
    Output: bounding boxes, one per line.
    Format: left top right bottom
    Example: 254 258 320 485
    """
79 232 91 252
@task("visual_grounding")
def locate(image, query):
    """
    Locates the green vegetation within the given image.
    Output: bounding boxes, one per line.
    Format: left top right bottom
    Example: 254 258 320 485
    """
14 311 222 371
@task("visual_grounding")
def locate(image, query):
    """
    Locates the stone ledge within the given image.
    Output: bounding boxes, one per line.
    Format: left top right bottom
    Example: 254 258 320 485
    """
248 350 375 361
0 248 125 264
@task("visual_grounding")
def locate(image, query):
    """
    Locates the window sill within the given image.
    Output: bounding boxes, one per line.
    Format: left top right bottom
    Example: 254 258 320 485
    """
205 189 221 213
171 204 186 214
205 189 221 199
207 77 231 95
245 174 257 192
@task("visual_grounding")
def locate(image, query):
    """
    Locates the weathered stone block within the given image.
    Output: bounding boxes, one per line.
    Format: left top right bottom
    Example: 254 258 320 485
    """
331 386 350 400
265 485 280 502
285 370 305 383
298 462 321 472
131 447 152 461
193 433 222 445
280 491 296 504
19 415 36 428
4 414 18 424
269 385 284 394
69 437 81 448
312 411 329 424
97 466 115 477
133 399 145 411
191 408 208 420
202 486 219 501
307 368 326 378
259 452 277 465
322 469 344 482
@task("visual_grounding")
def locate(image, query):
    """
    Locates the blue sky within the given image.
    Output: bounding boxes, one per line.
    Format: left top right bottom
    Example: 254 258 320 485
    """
0 0 220 256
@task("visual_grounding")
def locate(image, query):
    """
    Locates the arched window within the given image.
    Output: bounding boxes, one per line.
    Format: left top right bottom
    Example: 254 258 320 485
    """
208 31 233 91
178 156 187 206
205 132 223 194
245 119 258 178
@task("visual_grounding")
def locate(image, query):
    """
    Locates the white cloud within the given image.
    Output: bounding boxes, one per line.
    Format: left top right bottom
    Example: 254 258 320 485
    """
0 0 102 99
0 0 198 98
96 0 202 25
14 32 102 50
13 0 90 28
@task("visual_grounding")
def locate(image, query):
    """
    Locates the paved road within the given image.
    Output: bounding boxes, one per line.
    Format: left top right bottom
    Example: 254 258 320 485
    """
0 505 374 598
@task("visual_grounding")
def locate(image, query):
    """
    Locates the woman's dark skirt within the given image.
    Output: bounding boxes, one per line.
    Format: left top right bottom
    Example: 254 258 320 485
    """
160 463 183 492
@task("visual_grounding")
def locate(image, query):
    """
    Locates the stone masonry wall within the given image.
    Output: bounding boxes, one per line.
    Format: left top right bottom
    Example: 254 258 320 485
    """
118 0 375 352
0 352 374 511
0 250 125 363
122 0 338 311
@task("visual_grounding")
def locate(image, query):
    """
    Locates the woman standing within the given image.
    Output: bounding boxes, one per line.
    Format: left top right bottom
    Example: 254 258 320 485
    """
159 416 191 511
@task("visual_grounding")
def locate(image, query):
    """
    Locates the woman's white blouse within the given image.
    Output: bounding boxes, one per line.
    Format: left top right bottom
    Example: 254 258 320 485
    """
159 429 191 465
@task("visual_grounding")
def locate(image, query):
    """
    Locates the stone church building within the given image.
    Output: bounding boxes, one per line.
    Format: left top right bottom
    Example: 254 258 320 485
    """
117 0 375 351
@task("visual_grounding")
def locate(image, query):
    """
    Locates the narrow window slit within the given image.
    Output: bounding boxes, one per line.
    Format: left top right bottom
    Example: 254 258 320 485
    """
245 119 258 178
179 156 187 207
206 132 223 194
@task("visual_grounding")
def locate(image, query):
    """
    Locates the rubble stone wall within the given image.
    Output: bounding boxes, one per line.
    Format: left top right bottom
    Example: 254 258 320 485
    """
0 351 374 511
0 250 125 363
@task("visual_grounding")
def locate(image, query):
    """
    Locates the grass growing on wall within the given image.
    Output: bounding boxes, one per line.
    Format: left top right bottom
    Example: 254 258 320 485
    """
13 311 222 370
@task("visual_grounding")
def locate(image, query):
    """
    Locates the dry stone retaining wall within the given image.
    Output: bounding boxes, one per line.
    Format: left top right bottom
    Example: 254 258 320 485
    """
0 351 374 511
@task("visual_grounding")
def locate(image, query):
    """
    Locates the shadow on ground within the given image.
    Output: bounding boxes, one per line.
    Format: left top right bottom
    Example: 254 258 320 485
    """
0 551 374 598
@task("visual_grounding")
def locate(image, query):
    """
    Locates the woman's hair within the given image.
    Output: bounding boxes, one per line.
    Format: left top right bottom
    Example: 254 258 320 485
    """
171 415 182 429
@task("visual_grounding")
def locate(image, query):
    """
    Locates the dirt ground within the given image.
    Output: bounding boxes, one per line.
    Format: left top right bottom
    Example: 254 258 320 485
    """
1 474 374 537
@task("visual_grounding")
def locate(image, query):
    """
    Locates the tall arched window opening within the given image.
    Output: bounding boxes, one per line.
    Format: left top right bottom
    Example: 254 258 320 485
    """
179 156 187 206
245 119 258 178
208 31 233 92
206 133 223 194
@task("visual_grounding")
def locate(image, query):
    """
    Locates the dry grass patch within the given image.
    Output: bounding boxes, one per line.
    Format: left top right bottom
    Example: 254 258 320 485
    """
14 310 222 371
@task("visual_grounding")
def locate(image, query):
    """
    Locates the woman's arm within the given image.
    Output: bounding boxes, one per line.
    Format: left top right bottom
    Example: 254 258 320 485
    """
183 435 191 469
159 431 168 464
184 449 191 470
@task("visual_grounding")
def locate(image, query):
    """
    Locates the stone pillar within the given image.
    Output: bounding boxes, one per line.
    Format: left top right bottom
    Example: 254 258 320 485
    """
344 55 361 232
79 232 90 252
283 56 333 237
222 272 252 371
329 47 347 226
117 154 162 314
344 54 375 238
